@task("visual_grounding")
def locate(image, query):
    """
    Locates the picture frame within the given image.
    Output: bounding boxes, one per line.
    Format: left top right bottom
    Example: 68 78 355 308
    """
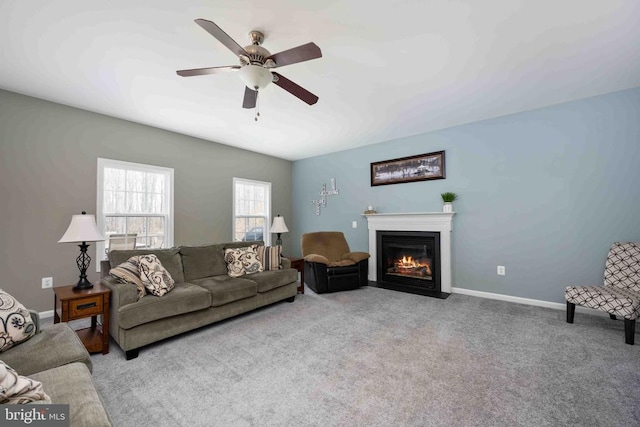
371 150 445 186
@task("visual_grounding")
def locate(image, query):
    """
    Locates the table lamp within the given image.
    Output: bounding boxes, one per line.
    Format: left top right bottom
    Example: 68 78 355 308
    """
270 215 289 247
58 211 105 290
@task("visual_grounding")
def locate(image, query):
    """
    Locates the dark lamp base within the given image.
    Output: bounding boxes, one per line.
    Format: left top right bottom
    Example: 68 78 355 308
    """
73 278 94 291
73 241 94 291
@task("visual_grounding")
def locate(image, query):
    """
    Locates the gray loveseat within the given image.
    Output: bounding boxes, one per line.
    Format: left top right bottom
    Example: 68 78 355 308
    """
100 241 298 360
1 311 112 426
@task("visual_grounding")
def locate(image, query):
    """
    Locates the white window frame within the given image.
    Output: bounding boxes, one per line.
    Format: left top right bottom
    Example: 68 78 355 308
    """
233 177 271 245
96 158 174 271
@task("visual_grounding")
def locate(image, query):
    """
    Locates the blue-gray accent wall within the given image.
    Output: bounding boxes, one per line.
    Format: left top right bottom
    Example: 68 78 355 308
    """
291 88 640 303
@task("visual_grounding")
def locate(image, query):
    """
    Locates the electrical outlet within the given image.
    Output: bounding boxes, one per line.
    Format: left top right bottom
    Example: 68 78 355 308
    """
497 266 506 276
352 221 357 228
41 277 53 289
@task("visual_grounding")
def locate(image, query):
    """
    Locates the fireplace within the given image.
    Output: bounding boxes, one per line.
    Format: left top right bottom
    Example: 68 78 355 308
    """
364 212 454 298
377 231 442 296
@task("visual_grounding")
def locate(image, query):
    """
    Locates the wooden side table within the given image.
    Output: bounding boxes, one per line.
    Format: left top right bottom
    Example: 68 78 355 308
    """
286 256 305 294
54 283 111 354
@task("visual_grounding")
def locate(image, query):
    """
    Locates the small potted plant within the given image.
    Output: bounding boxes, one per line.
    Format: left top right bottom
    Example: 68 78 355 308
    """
441 192 458 212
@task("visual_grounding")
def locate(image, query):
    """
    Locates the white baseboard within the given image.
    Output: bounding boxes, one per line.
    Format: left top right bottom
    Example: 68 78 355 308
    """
38 310 54 319
451 287 609 318
37 289 607 320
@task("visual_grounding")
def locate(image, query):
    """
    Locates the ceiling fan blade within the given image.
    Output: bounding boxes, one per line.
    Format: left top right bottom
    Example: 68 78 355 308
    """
176 65 240 77
242 86 257 109
194 18 249 58
272 72 319 105
266 42 322 68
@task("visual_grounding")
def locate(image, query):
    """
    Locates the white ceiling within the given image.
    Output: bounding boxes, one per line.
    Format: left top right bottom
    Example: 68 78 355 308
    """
1 1 639 161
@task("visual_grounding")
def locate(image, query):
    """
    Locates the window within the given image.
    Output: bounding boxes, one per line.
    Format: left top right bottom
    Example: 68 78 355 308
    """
96 158 174 266
233 178 271 245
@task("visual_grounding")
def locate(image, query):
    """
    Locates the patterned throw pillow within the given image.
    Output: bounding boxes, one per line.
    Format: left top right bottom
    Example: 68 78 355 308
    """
0 360 51 404
138 254 175 297
256 245 282 271
0 289 37 353
224 245 263 277
109 256 146 299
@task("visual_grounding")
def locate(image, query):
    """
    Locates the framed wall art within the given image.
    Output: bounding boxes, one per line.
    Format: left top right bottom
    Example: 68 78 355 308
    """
370 150 445 186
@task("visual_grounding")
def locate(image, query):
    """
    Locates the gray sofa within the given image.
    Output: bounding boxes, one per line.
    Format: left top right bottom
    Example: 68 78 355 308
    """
100 241 298 360
1 311 112 426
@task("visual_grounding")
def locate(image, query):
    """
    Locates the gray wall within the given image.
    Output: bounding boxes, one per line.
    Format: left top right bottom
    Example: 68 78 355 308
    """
0 89 292 312
292 88 640 304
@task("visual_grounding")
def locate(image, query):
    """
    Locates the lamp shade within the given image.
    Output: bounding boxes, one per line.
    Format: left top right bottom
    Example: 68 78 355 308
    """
58 212 105 243
270 215 289 234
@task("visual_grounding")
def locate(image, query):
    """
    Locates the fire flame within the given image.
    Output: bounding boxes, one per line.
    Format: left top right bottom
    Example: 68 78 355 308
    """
393 255 432 275
398 256 418 268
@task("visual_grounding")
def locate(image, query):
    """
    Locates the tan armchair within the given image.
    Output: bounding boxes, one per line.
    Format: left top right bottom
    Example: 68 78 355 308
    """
301 231 370 293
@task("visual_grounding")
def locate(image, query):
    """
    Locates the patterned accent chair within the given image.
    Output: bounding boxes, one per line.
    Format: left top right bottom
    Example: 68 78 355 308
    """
301 231 370 294
565 242 640 345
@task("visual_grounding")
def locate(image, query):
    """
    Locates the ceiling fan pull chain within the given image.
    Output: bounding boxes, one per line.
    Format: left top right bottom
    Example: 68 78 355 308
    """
255 88 260 121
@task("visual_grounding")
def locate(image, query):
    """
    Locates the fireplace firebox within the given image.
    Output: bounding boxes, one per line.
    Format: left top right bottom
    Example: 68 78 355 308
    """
376 230 447 298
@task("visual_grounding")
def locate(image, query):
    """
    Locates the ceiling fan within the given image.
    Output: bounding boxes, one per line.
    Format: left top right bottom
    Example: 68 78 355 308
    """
177 19 322 116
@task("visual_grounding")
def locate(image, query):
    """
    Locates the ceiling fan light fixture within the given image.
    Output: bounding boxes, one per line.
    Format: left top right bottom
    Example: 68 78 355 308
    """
178 19 322 111
239 65 272 91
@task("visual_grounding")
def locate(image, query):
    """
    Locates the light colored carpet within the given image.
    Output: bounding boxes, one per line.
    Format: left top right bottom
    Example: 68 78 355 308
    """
83 286 638 426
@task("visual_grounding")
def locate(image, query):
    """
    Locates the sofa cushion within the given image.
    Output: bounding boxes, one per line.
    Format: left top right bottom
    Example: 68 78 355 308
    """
248 269 299 293
0 323 92 377
190 276 258 307
118 282 211 329
180 244 228 281
31 362 112 427
109 257 146 299
224 245 263 277
256 245 282 271
0 360 51 404
0 289 37 353
138 254 175 297
109 248 185 283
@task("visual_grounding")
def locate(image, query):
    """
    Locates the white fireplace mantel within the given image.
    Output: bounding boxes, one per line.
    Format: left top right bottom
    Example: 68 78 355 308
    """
364 212 455 293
